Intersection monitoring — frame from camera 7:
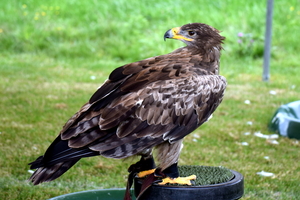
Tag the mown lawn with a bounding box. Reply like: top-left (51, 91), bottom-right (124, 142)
top-left (1, 0), bottom-right (300, 199)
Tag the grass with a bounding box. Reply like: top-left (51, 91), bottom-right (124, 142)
top-left (1, 0), bottom-right (300, 199)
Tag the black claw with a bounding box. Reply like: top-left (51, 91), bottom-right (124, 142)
top-left (154, 168), bottom-right (165, 178)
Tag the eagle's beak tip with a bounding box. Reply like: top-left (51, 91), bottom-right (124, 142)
top-left (164, 29), bottom-right (172, 41)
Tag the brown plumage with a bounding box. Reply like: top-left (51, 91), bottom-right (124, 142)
top-left (28, 23), bottom-right (226, 185)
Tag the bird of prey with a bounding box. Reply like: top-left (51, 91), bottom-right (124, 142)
top-left (28, 23), bottom-right (226, 190)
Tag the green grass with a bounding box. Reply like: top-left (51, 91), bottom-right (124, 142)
top-left (1, 0), bottom-right (300, 199)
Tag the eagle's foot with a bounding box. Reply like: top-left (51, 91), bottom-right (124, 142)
top-left (137, 169), bottom-right (156, 178)
top-left (158, 175), bottom-right (196, 185)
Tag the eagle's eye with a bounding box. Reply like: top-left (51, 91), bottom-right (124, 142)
top-left (188, 31), bottom-right (195, 36)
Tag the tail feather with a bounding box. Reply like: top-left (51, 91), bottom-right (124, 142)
top-left (29, 158), bottom-right (80, 185)
top-left (28, 135), bottom-right (99, 185)
top-left (29, 156), bottom-right (44, 169)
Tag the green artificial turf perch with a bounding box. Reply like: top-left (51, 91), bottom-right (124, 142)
top-left (178, 165), bottom-right (234, 186)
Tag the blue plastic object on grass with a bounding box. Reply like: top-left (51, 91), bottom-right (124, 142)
top-left (269, 100), bottom-right (300, 140)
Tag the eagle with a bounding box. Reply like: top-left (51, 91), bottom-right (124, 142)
top-left (28, 23), bottom-right (226, 191)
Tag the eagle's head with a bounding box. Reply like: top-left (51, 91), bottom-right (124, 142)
top-left (164, 23), bottom-right (225, 50)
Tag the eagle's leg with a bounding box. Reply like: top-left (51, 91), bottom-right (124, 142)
top-left (155, 140), bottom-right (197, 185)
top-left (135, 154), bottom-right (156, 178)
top-left (125, 152), bottom-right (156, 200)
top-left (128, 150), bottom-right (156, 178)
top-left (156, 163), bottom-right (196, 185)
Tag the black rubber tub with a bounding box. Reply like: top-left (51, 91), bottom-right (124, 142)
top-left (49, 166), bottom-right (243, 200)
top-left (134, 169), bottom-right (244, 200)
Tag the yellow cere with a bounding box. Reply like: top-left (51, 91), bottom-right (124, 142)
top-left (171, 27), bottom-right (193, 41)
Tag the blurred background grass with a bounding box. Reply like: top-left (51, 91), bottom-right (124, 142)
top-left (0, 0), bottom-right (300, 199)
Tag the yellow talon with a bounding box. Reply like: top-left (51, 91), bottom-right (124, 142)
top-left (137, 169), bottom-right (156, 178)
top-left (158, 175), bottom-right (197, 185)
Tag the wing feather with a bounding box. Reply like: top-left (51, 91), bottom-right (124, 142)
top-left (55, 65), bottom-right (225, 160)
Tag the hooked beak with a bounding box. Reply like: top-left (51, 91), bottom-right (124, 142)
top-left (164, 27), bottom-right (193, 42)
